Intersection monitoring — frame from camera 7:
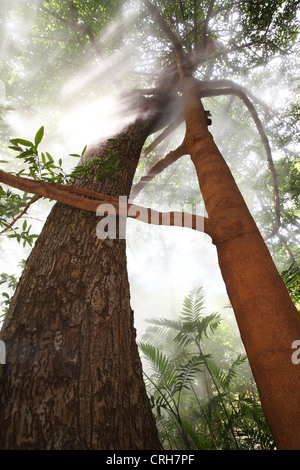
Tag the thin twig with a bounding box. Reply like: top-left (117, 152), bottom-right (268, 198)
top-left (0, 196), bottom-right (41, 234)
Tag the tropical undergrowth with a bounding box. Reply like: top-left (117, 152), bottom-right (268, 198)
top-left (139, 286), bottom-right (276, 450)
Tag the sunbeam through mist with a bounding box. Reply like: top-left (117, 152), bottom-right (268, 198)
top-left (0, 0), bottom-right (299, 451)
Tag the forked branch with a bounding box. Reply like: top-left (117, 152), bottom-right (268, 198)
top-left (143, 0), bottom-right (186, 76)
top-left (198, 84), bottom-right (281, 235)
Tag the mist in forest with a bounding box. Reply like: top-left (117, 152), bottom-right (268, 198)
top-left (0, 0), bottom-right (281, 340)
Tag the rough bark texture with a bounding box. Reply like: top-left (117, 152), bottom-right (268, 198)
top-left (183, 78), bottom-right (300, 450)
top-left (0, 99), bottom-right (165, 449)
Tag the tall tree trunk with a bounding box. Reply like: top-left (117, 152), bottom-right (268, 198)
top-left (183, 78), bottom-right (300, 450)
top-left (0, 98), bottom-right (164, 449)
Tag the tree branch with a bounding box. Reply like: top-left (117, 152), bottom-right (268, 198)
top-left (69, 0), bottom-right (102, 55)
top-left (193, 0), bottom-right (198, 52)
top-left (197, 79), bottom-right (276, 117)
top-left (40, 5), bottom-right (85, 32)
top-left (198, 84), bottom-right (281, 232)
top-left (202, 0), bottom-right (215, 51)
top-left (0, 170), bottom-right (215, 237)
top-left (179, 0), bottom-right (185, 19)
top-left (130, 143), bottom-right (186, 201)
top-left (40, 4), bottom-right (101, 55)
top-left (143, 0), bottom-right (186, 76)
top-left (0, 196), bottom-right (41, 235)
top-left (141, 112), bottom-right (184, 160)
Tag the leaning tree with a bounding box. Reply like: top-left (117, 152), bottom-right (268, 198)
top-left (0, 0), bottom-right (300, 450)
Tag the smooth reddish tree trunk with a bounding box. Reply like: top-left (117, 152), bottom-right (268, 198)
top-left (183, 78), bottom-right (300, 450)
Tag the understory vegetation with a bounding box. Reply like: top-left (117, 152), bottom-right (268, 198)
top-left (140, 286), bottom-right (279, 450)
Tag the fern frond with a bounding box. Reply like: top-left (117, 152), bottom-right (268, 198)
top-left (205, 358), bottom-right (227, 389)
top-left (222, 355), bottom-right (248, 389)
top-left (194, 313), bottom-right (222, 340)
top-left (174, 356), bottom-right (205, 395)
top-left (181, 286), bottom-right (206, 324)
top-left (146, 317), bottom-right (183, 332)
top-left (173, 329), bottom-right (195, 349)
top-left (139, 342), bottom-right (177, 386)
top-left (141, 325), bottom-right (170, 349)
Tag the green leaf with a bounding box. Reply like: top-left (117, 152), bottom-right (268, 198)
top-left (10, 138), bottom-right (33, 147)
top-left (34, 126), bottom-right (44, 147)
top-left (139, 342), bottom-right (177, 386)
top-left (46, 152), bottom-right (54, 163)
top-left (8, 145), bottom-right (22, 152)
